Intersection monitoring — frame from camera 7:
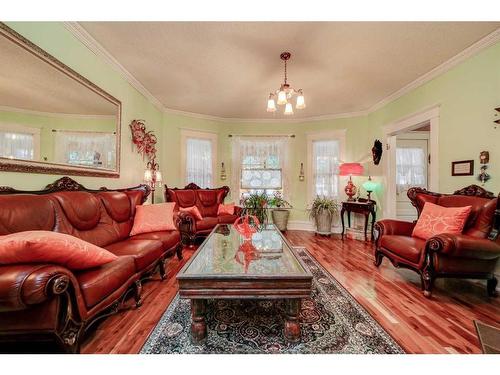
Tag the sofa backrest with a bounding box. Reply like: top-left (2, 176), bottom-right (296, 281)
top-left (408, 185), bottom-right (499, 239)
top-left (0, 177), bottom-right (149, 247)
top-left (165, 184), bottom-right (229, 218)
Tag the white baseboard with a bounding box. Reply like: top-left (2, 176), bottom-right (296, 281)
top-left (287, 220), bottom-right (342, 234)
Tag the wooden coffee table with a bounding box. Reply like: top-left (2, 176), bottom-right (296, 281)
top-left (177, 224), bottom-right (313, 343)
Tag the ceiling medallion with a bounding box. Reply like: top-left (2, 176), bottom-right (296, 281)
top-left (266, 51), bottom-right (305, 116)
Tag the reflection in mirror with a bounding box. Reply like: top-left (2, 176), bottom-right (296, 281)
top-left (0, 23), bottom-right (120, 176)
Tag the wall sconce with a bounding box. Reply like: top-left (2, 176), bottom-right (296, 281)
top-left (220, 162), bottom-right (227, 181)
top-left (144, 159), bottom-right (162, 204)
top-left (299, 162), bottom-right (305, 181)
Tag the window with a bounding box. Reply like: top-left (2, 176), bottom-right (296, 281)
top-left (0, 124), bottom-right (40, 161)
top-left (307, 130), bottom-right (345, 201)
top-left (54, 131), bottom-right (116, 169)
top-left (396, 147), bottom-right (426, 193)
top-left (181, 130), bottom-right (217, 188)
top-left (312, 140), bottom-right (340, 198)
top-left (231, 137), bottom-right (289, 201)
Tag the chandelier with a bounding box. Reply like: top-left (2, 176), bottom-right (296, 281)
top-left (266, 51), bottom-right (305, 115)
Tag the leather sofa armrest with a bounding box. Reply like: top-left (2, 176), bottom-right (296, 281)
top-left (234, 206), bottom-right (243, 216)
top-left (177, 211), bottom-right (197, 233)
top-left (0, 264), bottom-right (76, 312)
top-left (374, 219), bottom-right (416, 238)
top-left (427, 233), bottom-right (500, 260)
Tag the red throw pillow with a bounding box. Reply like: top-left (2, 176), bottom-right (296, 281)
top-left (412, 202), bottom-right (472, 240)
top-left (179, 206), bottom-right (203, 221)
top-left (0, 231), bottom-right (117, 270)
top-left (217, 203), bottom-right (235, 216)
top-left (130, 202), bottom-right (177, 236)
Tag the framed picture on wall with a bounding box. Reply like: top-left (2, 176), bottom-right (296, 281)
top-left (451, 160), bottom-right (474, 176)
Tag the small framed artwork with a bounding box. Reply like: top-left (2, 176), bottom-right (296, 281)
top-left (451, 160), bottom-right (474, 176)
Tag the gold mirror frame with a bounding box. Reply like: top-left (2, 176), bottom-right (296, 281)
top-left (0, 22), bottom-right (121, 178)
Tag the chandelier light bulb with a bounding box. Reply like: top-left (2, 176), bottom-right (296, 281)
top-left (277, 90), bottom-right (287, 105)
top-left (284, 102), bottom-right (294, 115)
top-left (267, 97), bottom-right (276, 112)
top-left (296, 93), bottom-right (306, 109)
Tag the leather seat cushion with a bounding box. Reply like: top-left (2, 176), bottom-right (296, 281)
top-left (130, 231), bottom-right (180, 250)
top-left (196, 217), bottom-right (219, 231)
top-left (218, 214), bottom-right (239, 224)
top-left (105, 239), bottom-right (164, 272)
top-left (75, 256), bottom-right (135, 308)
top-left (380, 235), bottom-right (425, 264)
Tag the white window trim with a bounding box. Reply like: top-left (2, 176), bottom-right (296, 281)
top-left (180, 129), bottom-right (218, 187)
top-left (306, 129), bottom-right (346, 204)
top-left (0, 122), bottom-right (41, 161)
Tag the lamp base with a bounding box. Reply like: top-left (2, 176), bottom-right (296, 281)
top-left (344, 178), bottom-right (357, 201)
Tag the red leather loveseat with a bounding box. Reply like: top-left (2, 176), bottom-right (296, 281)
top-left (0, 177), bottom-right (181, 353)
top-left (165, 183), bottom-right (242, 244)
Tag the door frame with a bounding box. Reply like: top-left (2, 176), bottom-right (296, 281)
top-left (382, 105), bottom-right (440, 219)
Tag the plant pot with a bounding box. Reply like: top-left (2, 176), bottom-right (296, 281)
top-left (315, 211), bottom-right (333, 235)
top-left (271, 209), bottom-right (290, 232)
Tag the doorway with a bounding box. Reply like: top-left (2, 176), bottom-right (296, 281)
top-left (383, 105), bottom-right (439, 219)
top-left (395, 129), bottom-right (429, 221)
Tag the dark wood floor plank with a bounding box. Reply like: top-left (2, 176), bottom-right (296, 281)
top-left (80, 231), bottom-right (500, 354)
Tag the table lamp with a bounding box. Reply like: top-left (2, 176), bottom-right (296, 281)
top-left (362, 176), bottom-right (378, 201)
top-left (144, 159), bottom-right (162, 204)
top-left (339, 162), bottom-right (364, 201)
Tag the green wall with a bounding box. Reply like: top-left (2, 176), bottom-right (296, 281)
top-left (367, 40), bottom-right (500, 195)
top-left (0, 109), bottom-right (115, 163)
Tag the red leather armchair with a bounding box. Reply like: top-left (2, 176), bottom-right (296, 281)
top-left (0, 177), bottom-right (181, 353)
top-left (374, 185), bottom-right (500, 298)
top-left (165, 183), bottom-right (242, 245)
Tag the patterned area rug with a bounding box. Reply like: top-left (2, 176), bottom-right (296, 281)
top-left (141, 247), bottom-right (404, 354)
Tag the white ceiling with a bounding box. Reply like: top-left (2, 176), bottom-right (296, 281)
top-left (0, 31), bottom-right (117, 116)
top-left (78, 22), bottom-right (500, 120)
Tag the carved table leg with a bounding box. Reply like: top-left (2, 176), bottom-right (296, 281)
top-left (340, 207), bottom-right (346, 239)
top-left (284, 298), bottom-right (301, 343)
top-left (191, 299), bottom-right (207, 343)
top-left (364, 212), bottom-right (369, 242)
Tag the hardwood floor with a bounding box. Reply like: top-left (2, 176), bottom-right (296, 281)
top-left (81, 231), bottom-right (500, 354)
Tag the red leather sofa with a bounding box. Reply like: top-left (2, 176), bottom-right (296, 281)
top-left (374, 185), bottom-right (500, 298)
top-left (0, 177), bottom-right (181, 353)
top-left (164, 183), bottom-right (242, 244)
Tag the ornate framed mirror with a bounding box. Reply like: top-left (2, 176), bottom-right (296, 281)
top-left (0, 23), bottom-right (121, 178)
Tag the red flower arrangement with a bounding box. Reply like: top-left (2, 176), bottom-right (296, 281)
top-left (233, 214), bottom-right (260, 240)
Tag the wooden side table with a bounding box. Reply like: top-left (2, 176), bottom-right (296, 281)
top-left (340, 200), bottom-right (377, 241)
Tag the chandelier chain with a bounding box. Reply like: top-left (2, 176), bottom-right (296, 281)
top-left (284, 59), bottom-right (287, 84)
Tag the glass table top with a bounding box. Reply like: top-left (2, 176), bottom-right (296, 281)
top-left (182, 224), bottom-right (307, 276)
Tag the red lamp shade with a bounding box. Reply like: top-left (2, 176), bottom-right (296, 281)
top-left (339, 163), bottom-right (364, 176)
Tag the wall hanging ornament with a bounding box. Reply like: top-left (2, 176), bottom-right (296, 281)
top-left (494, 107), bottom-right (499, 130)
top-left (129, 119), bottom-right (158, 161)
top-left (477, 151), bottom-right (491, 185)
top-left (372, 140), bottom-right (383, 165)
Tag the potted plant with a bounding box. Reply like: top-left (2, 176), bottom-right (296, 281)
top-left (309, 196), bottom-right (339, 236)
top-left (241, 192), bottom-right (269, 225)
top-left (268, 192), bottom-right (292, 232)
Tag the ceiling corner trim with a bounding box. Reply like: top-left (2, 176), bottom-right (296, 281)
top-left (63, 22), bottom-right (167, 114)
top-left (63, 23), bottom-right (500, 123)
top-left (369, 27), bottom-right (500, 113)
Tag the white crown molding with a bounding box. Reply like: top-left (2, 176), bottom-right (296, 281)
top-left (64, 23), bottom-right (500, 124)
top-left (63, 22), bottom-right (167, 114)
top-left (0, 105), bottom-right (115, 120)
top-left (368, 27), bottom-right (500, 113)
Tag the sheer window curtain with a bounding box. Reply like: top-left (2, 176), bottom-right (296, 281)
top-left (231, 136), bottom-right (290, 201)
top-left (312, 140), bottom-right (340, 199)
top-left (0, 131), bottom-right (35, 160)
top-left (54, 131), bottom-right (116, 169)
top-left (396, 147), bottom-right (426, 194)
top-left (186, 137), bottom-right (213, 188)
